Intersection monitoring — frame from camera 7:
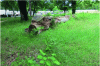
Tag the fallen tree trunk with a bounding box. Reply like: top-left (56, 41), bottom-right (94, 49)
top-left (25, 15), bottom-right (70, 34)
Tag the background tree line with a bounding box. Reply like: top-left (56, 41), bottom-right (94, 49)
top-left (1, 0), bottom-right (99, 21)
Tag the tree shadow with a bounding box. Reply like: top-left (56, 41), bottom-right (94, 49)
top-left (1, 17), bottom-right (32, 26)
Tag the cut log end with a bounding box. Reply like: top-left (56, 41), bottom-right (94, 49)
top-left (29, 25), bottom-right (37, 33)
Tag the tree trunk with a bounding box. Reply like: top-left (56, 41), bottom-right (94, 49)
top-left (20, 12), bottom-right (24, 20)
top-left (64, 1), bottom-right (65, 15)
top-left (33, 1), bottom-right (37, 17)
top-left (5, 9), bottom-right (6, 15)
top-left (18, 1), bottom-right (28, 21)
top-left (33, 7), bottom-right (35, 17)
top-left (29, 1), bottom-right (31, 16)
top-left (13, 8), bottom-right (16, 18)
top-left (72, 1), bottom-right (76, 14)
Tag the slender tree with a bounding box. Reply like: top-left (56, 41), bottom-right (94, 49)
top-left (8, 1), bottom-right (17, 16)
top-left (64, 1), bottom-right (66, 14)
top-left (31, 1), bottom-right (45, 16)
top-left (29, 1), bottom-right (31, 16)
top-left (1, 1), bottom-right (9, 15)
top-left (32, 1), bottom-right (37, 16)
top-left (56, 0), bottom-right (69, 14)
top-left (1, 1), bottom-right (19, 16)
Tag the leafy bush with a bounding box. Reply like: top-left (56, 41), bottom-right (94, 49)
top-left (53, 6), bottom-right (61, 14)
top-left (53, 6), bottom-right (59, 11)
top-left (11, 44), bottom-right (60, 66)
top-left (37, 50), bottom-right (60, 66)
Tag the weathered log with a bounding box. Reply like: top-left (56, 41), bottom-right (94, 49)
top-left (25, 15), bottom-right (70, 34)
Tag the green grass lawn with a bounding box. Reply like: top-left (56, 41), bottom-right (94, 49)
top-left (1, 17), bottom-right (17, 21)
top-left (1, 12), bottom-right (99, 66)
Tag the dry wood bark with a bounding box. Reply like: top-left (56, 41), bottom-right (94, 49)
top-left (25, 15), bottom-right (70, 34)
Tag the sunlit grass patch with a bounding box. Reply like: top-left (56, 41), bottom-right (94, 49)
top-left (1, 13), bottom-right (99, 66)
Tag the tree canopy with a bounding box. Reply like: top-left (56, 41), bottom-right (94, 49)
top-left (1, 1), bottom-right (19, 11)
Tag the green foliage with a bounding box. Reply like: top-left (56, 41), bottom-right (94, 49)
top-left (37, 55), bottom-right (43, 59)
top-left (53, 6), bottom-right (60, 14)
top-left (76, 1), bottom-right (99, 10)
top-left (53, 6), bottom-right (59, 11)
top-left (46, 12), bottom-right (51, 16)
top-left (44, 1), bottom-right (55, 11)
top-left (31, 1), bottom-right (47, 14)
top-left (50, 18), bottom-right (56, 28)
top-left (11, 49), bottom-right (60, 66)
top-left (1, 1), bottom-right (19, 11)
top-left (29, 28), bottom-right (38, 36)
top-left (1, 1), bottom-right (9, 10)
top-left (42, 7), bottom-right (46, 11)
top-left (56, 1), bottom-right (69, 12)
top-left (29, 26), bottom-right (44, 36)
top-left (11, 56), bottom-right (39, 66)
top-left (26, 1), bottom-right (29, 11)
top-left (48, 3), bottom-right (55, 11)
top-left (37, 50), bottom-right (60, 66)
top-left (39, 50), bottom-right (46, 56)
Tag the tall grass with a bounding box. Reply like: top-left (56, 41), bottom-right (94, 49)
top-left (1, 13), bottom-right (99, 66)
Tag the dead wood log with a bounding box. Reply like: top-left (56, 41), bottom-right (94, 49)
top-left (25, 15), bottom-right (70, 34)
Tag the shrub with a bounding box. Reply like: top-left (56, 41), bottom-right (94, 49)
top-left (37, 50), bottom-right (60, 66)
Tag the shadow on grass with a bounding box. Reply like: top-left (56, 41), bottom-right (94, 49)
top-left (1, 17), bottom-right (32, 26)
